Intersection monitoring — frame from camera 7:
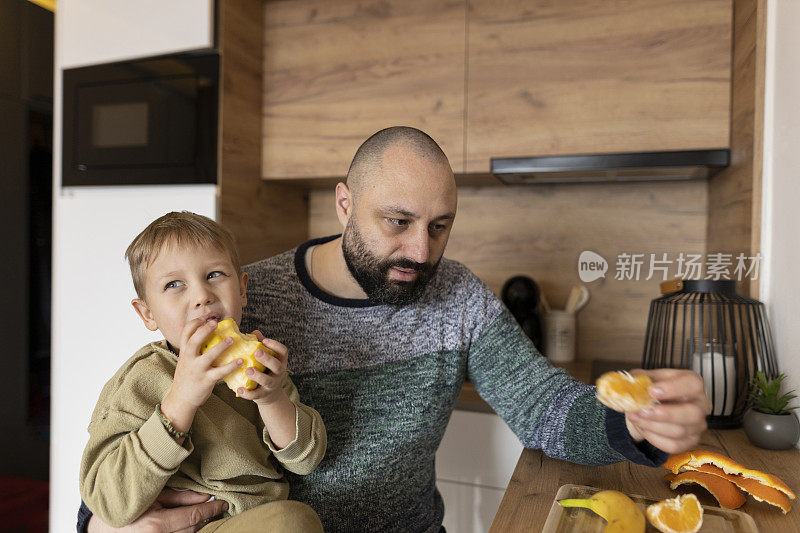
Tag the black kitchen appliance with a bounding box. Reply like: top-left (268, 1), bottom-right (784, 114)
top-left (502, 275), bottom-right (545, 353)
top-left (62, 50), bottom-right (219, 186)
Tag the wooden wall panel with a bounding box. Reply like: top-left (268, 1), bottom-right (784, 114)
top-left (706, 0), bottom-right (766, 298)
top-left (262, 0), bottom-right (466, 179)
top-left (309, 181), bottom-right (708, 363)
top-left (465, 0), bottom-right (733, 173)
top-left (218, 0), bottom-right (308, 264)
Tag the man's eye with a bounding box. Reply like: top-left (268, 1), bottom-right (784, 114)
top-left (388, 218), bottom-right (408, 227)
top-left (165, 280), bottom-right (184, 290)
top-left (207, 271), bottom-right (225, 280)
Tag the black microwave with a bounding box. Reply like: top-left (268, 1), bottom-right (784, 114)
top-left (62, 51), bottom-right (219, 186)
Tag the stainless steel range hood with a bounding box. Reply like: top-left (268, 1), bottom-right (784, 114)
top-left (491, 149), bottom-right (729, 184)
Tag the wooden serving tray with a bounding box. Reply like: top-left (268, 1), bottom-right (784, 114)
top-left (542, 484), bottom-right (758, 532)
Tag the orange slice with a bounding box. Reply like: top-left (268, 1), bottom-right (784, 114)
top-left (664, 449), bottom-right (796, 500)
top-left (664, 471), bottom-right (746, 509)
top-left (596, 371), bottom-right (656, 412)
top-left (678, 464), bottom-right (792, 514)
top-left (646, 494), bottom-right (704, 533)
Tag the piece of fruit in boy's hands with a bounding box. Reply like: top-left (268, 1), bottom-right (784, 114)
top-left (200, 318), bottom-right (272, 396)
top-left (596, 370), bottom-right (657, 413)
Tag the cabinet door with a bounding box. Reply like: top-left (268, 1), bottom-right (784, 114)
top-left (465, 0), bottom-right (732, 173)
top-left (263, 0), bottom-right (467, 179)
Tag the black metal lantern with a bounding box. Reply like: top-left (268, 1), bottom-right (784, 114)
top-left (641, 280), bottom-right (778, 429)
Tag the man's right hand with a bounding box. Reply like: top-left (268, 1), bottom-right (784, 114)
top-left (86, 489), bottom-right (228, 533)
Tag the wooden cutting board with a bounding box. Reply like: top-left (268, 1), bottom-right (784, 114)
top-left (542, 484), bottom-right (758, 532)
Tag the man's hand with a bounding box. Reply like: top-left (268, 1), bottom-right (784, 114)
top-left (624, 368), bottom-right (712, 454)
top-left (86, 489), bottom-right (228, 533)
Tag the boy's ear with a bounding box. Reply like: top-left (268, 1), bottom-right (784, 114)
top-left (239, 272), bottom-right (249, 308)
top-left (131, 299), bottom-right (159, 331)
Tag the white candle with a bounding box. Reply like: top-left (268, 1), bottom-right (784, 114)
top-left (691, 350), bottom-right (736, 416)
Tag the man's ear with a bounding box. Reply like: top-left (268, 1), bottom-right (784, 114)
top-left (131, 299), bottom-right (159, 332)
top-left (335, 182), bottom-right (353, 229)
top-left (239, 271), bottom-right (249, 308)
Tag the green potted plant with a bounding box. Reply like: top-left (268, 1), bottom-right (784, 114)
top-left (743, 371), bottom-right (800, 450)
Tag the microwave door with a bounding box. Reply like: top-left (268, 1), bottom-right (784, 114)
top-left (62, 51), bottom-right (218, 186)
top-left (74, 78), bottom-right (197, 169)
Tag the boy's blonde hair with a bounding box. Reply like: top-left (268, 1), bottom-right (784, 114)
top-left (125, 211), bottom-right (241, 299)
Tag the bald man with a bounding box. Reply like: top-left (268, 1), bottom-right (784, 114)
top-left (82, 127), bottom-right (709, 532)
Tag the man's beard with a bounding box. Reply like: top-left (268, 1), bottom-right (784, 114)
top-left (342, 220), bottom-right (440, 306)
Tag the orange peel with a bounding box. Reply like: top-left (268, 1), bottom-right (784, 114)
top-left (664, 449), bottom-right (795, 501)
top-left (646, 493), bottom-right (704, 533)
top-left (677, 464), bottom-right (792, 514)
top-left (596, 370), bottom-right (656, 413)
top-left (664, 471), bottom-right (746, 509)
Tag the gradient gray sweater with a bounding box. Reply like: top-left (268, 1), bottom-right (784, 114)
top-left (238, 236), bottom-right (667, 532)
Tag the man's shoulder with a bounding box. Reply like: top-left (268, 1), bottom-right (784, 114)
top-left (243, 248), bottom-right (296, 275)
top-left (242, 248), bottom-right (298, 289)
top-left (436, 257), bottom-right (490, 291)
top-left (429, 258), bottom-right (499, 308)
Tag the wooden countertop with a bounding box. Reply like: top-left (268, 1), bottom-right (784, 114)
top-left (490, 428), bottom-right (800, 531)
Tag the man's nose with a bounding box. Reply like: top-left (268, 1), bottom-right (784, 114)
top-left (403, 227), bottom-right (430, 265)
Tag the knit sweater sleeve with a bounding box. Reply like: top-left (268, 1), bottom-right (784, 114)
top-left (467, 307), bottom-right (667, 467)
top-left (79, 351), bottom-right (193, 528)
top-left (262, 374), bottom-right (327, 475)
top-left (79, 406), bottom-right (193, 528)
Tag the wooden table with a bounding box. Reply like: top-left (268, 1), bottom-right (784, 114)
top-left (490, 429), bottom-right (800, 531)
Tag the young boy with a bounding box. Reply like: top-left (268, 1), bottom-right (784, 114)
top-left (79, 212), bottom-right (326, 531)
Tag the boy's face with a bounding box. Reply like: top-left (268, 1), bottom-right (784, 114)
top-left (131, 241), bottom-right (248, 352)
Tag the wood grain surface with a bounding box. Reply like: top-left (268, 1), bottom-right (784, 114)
top-left (706, 0), bottom-right (767, 298)
top-left (465, 0), bottom-right (733, 173)
top-left (491, 428), bottom-right (800, 531)
top-left (309, 180), bottom-right (708, 362)
top-left (218, 0), bottom-right (308, 263)
top-left (262, 0), bottom-right (466, 178)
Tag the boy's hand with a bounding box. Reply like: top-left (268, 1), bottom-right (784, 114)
top-left (170, 318), bottom-right (243, 409)
top-left (236, 333), bottom-right (289, 406)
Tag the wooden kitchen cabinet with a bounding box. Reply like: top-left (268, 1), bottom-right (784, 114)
top-left (262, 0), bottom-right (732, 180)
top-left (262, 0), bottom-right (466, 179)
top-left (464, 0), bottom-right (733, 173)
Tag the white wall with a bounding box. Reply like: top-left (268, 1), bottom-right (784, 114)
top-left (760, 0), bottom-right (800, 447)
top-left (50, 1), bottom-right (215, 530)
top-left (59, 0), bottom-right (213, 69)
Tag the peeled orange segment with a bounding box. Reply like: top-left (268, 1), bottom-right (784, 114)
top-left (596, 371), bottom-right (656, 413)
top-left (664, 471), bottom-right (746, 509)
top-left (646, 494), bottom-right (704, 533)
top-left (664, 449), bottom-right (796, 500)
top-left (199, 318), bottom-right (271, 396)
top-left (678, 464), bottom-right (792, 514)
